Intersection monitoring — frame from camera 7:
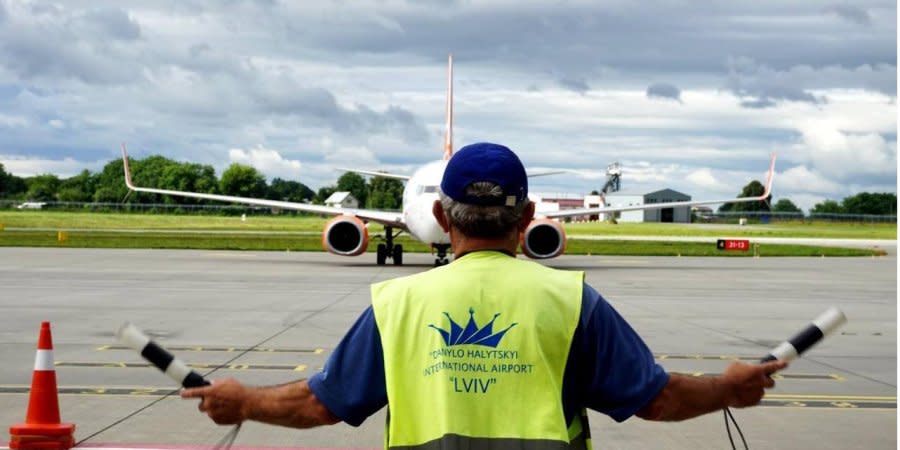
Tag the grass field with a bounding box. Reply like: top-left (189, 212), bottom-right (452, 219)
top-left (0, 230), bottom-right (883, 257)
top-left (566, 221), bottom-right (897, 239)
top-left (1, 211), bottom-right (896, 238)
top-left (0, 211), bottom-right (327, 231)
top-left (0, 210), bottom-right (890, 257)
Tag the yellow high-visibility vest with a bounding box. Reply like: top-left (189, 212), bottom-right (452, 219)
top-left (372, 251), bottom-right (590, 450)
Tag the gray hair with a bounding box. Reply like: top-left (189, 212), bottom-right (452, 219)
top-left (439, 181), bottom-right (528, 238)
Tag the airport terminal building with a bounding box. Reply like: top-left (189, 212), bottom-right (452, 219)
top-left (641, 188), bottom-right (691, 223)
top-left (536, 188), bottom-right (692, 223)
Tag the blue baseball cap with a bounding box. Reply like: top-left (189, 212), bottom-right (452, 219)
top-left (440, 142), bottom-right (528, 207)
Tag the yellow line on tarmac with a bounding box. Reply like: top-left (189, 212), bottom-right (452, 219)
top-left (766, 394), bottom-right (895, 401)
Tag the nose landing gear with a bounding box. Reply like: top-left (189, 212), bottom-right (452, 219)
top-left (376, 227), bottom-right (404, 266)
top-left (432, 244), bottom-right (451, 267)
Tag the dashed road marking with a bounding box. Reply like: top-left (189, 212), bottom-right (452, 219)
top-left (56, 361), bottom-right (315, 372)
top-left (760, 395), bottom-right (895, 410)
top-left (59, 361), bottom-right (845, 381)
top-left (96, 345), bottom-right (325, 353)
top-left (0, 385), bottom-right (891, 409)
top-left (655, 354), bottom-right (757, 361)
top-left (687, 372), bottom-right (844, 381)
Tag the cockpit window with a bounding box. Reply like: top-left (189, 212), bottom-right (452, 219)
top-left (416, 185), bottom-right (439, 195)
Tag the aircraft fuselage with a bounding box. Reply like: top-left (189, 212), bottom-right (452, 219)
top-left (402, 160), bottom-right (450, 246)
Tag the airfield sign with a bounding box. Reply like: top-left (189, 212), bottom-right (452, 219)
top-left (717, 239), bottom-right (750, 251)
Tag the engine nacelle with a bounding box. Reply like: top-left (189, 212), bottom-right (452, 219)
top-left (322, 215), bottom-right (369, 256)
top-left (521, 218), bottom-right (566, 259)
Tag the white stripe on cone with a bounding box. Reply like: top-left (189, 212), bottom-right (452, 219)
top-left (33, 349), bottom-right (55, 370)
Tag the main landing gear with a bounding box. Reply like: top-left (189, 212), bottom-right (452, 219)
top-left (432, 244), bottom-right (451, 267)
top-left (376, 226), bottom-right (403, 266)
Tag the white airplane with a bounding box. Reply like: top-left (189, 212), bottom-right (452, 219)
top-left (122, 55), bottom-right (776, 266)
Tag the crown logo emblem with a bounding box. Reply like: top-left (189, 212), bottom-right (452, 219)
top-left (428, 307), bottom-right (517, 348)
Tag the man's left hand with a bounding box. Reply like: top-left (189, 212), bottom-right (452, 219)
top-left (181, 378), bottom-right (250, 425)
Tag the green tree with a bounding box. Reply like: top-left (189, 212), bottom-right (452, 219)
top-left (58, 169), bottom-right (98, 202)
top-left (0, 163), bottom-right (9, 196)
top-left (841, 192), bottom-right (897, 215)
top-left (160, 163), bottom-right (218, 204)
top-left (220, 163), bottom-right (267, 197)
top-left (25, 174), bottom-right (61, 201)
top-left (772, 198), bottom-right (802, 214)
top-left (92, 159), bottom-right (128, 203)
top-left (718, 180), bottom-right (771, 212)
top-left (314, 185), bottom-right (337, 204)
top-left (0, 163), bottom-right (27, 198)
top-left (267, 178), bottom-right (314, 203)
top-left (811, 200), bottom-right (844, 214)
top-left (130, 155), bottom-right (182, 204)
top-left (336, 172), bottom-right (367, 207)
top-left (367, 176), bottom-right (404, 209)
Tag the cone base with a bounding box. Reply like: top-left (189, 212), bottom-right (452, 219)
top-left (9, 422), bottom-right (75, 436)
top-left (9, 423), bottom-right (75, 450)
top-left (9, 422), bottom-right (75, 450)
top-left (8, 436), bottom-right (74, 450)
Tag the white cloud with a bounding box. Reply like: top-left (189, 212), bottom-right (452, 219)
top-left (0, 155), bottom-right (101, 177)
top-left (0, 1), bottom-right (891, 210)
top-left (778, 165), bottom-right (843, 194)
top-left (322, 145), bottom-right (380, 167)
top-left (791, 124), bottom-right (896, 179)
top-left (686, 168), bottom-right (728, 191)
top-left (227, 146), bottom-right (302, 181)
top-left (0, 114), bottom-right (28, 128)
top-left (785, 192), bottom-right (849, 213)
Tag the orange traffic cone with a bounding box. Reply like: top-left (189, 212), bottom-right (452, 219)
top-left (8, 322), bottom-right (75, 450)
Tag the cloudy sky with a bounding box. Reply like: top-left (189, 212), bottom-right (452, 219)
top-left (0, 0), bottom-right (895, 211)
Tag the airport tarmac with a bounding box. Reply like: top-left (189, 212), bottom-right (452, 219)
top-left (0, 247), bottom-right (895, 450)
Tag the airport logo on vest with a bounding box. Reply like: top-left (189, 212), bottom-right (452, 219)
top-left (428, 307), bottom-right (517, 348)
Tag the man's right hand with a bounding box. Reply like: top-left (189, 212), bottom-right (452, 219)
top-left (638, 359), bottom-right (789, 421)
top-left (721, 360), bottom-right (789, 408)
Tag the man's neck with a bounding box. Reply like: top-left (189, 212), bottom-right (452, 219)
top-left (449, 229), bottom-right (518, 258)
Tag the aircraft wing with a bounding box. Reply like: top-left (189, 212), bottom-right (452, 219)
top-left (542, 154), bottom-right (777, 220)
top-left (343, 168), bottom-right (566, 180)
top-left (337, 168), bottom-right (411, 181)
top-left (121, 145), bottom-right (406, 228)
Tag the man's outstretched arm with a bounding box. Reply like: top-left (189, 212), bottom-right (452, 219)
top-left (181, 378), bottom-right (340, 428)
top-left (637, 360), bottom-right (787, 422)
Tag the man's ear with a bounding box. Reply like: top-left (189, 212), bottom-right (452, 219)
top-left (433, 200), bottom-right (451, 233)
top-left (518, 201), bottom-right (536, 232)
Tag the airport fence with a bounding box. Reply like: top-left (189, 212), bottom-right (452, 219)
top-left (0, 200), bottom-right (892, 223)
top-left (696, 211), bottom-right (897, 224)
top-left (0, 200), bottom-right (314, 216)
top-left (0, 200), bottom-right (403, 216)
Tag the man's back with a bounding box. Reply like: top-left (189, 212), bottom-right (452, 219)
top-left (371, 251), bottom-right (587, 448)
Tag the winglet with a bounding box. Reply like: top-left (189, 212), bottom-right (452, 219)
top-left (759, 153), bottom-right (776, 199)
top-left (121, 143), bottom-right (136, 189)
top-left (442, 53), bottom-right (454, 161)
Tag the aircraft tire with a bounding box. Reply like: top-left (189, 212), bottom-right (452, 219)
top-left (376, 243), bottom-right (387, 265)
top-left (392, 245), bottom-right (403, 266)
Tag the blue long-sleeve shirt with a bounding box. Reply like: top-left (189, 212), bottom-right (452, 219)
top-left (309, 283), bottom-right (668, 427)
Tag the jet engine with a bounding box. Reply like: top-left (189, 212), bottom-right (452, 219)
top-left (521, 218), bottom-right (566, 259)
top-left (322, 215), bottom-right (369, 256)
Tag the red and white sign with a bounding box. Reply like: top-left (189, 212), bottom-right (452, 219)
top-left (717, 239), bottom-right (750, 251)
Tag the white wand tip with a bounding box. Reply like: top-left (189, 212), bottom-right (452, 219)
top-left (116, 321), bottom-right (150, 351)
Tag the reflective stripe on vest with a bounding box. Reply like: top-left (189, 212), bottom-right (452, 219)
top-left (372, 251), bottom-right (588, 450)
top-left (386, 432), bottom-right (589, 450)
